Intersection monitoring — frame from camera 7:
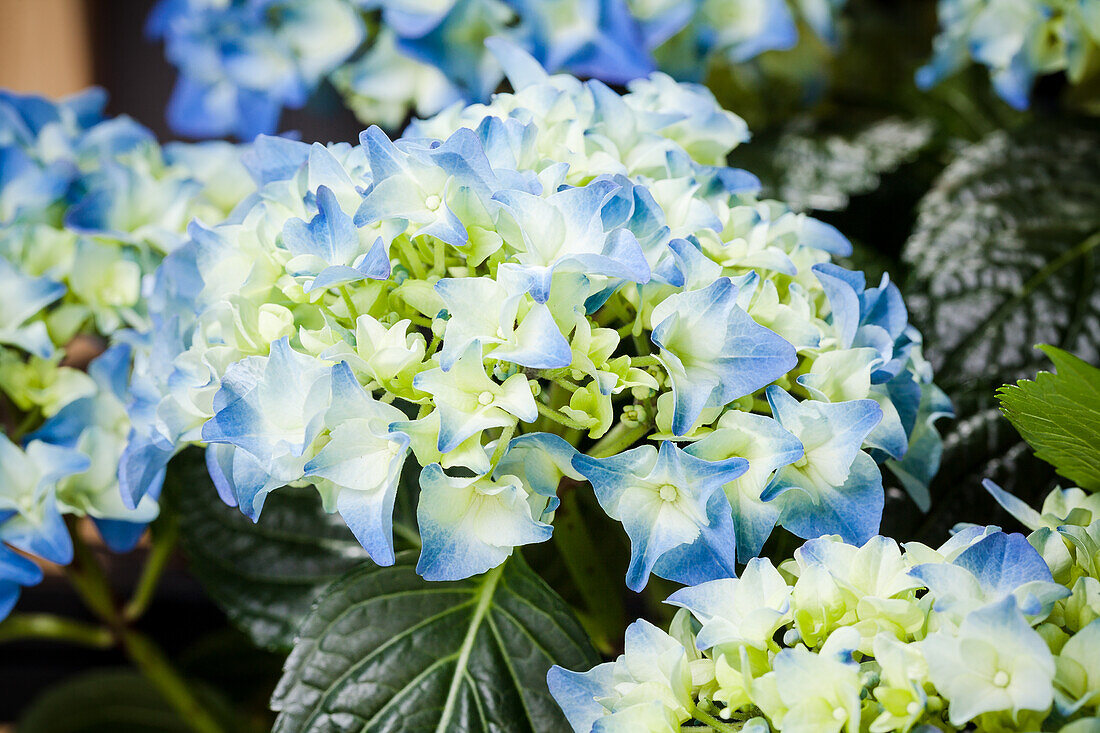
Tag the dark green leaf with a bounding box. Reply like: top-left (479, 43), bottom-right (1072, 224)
top-left (271, 551), bottom-right (600, 732)
top-left (998, 345), bottom-right (1100, 490)
top-left (165, 448), bottom-right (371, 652)
top-left (18, 669), bottom-right (234, 733)
top-left (900, 126), bottom-right (1100, 521)
top-left (730, 116), bottom-right (934, 212)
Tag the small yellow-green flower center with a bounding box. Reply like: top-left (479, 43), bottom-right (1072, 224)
top-left (993, 671), bottom-right (1009, 687)
top-left (658, 484), bottom-right (679, 502)
top-left (424, 194), bottom-right (441, 210)
top-left (793, 455), bottom-right (809, 469)
top-left (832, 707), bottom-right (847, 722)
top-left (477, 391), bottom-right (494, 406)
top-left (906, 702), bottom-right (921, 716)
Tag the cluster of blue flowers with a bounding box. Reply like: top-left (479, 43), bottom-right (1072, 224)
top-left (148, 0), bottom-right (849, 138)
top-left (122, 42), bottom-right (946, 590)
top-left (919, 0), bottom-right (1100, 109)
top-left (0, 89), bottom-right (252, 618)
top-left (550, 482), bottom-right (1100, 732)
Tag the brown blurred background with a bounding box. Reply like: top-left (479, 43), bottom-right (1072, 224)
top-left (0, 0), bottom-right (361, 142)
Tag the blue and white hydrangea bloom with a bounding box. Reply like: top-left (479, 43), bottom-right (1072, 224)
top-left (918, 0), bottom-right (1100, 109)
top-left (550, 482), bottom-right (1100, 732)
top-left (148, 0), bottom-right (849, 138)
top-left (124, 42), bottom-right (945, 589)
top-left (0, 88), bottom-right (253, 619)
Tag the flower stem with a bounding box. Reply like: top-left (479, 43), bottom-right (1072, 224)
top-left (588, 421), bottom-right (650, 458)
top-left (339, 286), bottom-right (360, 322)
top-left (396, 237), bottom-right (428, 280)
top-left (489, 424), bottom-right (516, 470)
top-left (0, 613), bottom-right (113, 648)
top-left (121, 628), bottom-right (225, 733)
top-left (535, 400), bottom-right (588, 431)
top-left (124, 515), bottom-right (180, 622)
top-left (690, 703), bottom-right (740, 733)
top-left (67, 521), bottom-right (225, 733)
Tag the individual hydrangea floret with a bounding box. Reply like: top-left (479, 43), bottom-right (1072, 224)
top-left (123, 42), bottom-right (945, 589)
top-left (550, 483), bottom-right (1100, 732)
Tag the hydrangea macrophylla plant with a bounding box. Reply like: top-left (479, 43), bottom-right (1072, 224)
top-left (123, 42), bottom-right (946, 590)
top-left (918, 0), bottom-right (1100, 109)
top-left (549, 481), bottom-right (1100, 732)
top-left (0, 88), bottom-right (253, 619)
top-left (148, 0), bottom-right (849, 138)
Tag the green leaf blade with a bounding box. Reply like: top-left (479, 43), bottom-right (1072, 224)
top-left (998, 346), bottom-right (1100, 490)
top-left (271, 553), bottom-right (599, 733)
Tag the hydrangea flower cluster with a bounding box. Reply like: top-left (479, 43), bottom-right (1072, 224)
top-left (918, 0), bottom-right (1100, 109)
top-left (122, 42), bottom-right (944, 589)
top-left (148, 0), bottom-right (849, 138)
top-left (0, 88), bottom-right (252, 619)
top-left (550, 482), bottom-right (1100, 732)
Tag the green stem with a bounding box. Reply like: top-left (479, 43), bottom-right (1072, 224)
top-left (396, 238), bottom-right (428, 280)
top-left (426, 332), bottom-right (442, 358)
top-left (489, 424), bottom-right (516, 471)
top-left (67, 523), bottom-right (225, 733)
top-left (433, 236), bottom-right (446, 276)
top-left (690, 703), bottom-right (740, 733)
top-left (124, 516), bottom-right (180, 622)
top-left (339, 286), bottom-right (360, 322)
top-left (588, 421), bottom-right (651, 458)
top-left (550, 376), bottom-right (584, 393)
top-left (121, 629), bottom-right (224, 733)
top-left (0, 613), bottom-right (113, 647)
top-left (66, 525), bottom-right (119, 623)
top-left (535, 400), bottom-right (588, 431)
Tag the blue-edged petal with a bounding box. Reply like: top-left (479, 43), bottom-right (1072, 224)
top-left (652, 277), bottom-right (797, 435)
top-left (415, 464), bottom-right (552, 581)
top-left (546, 662), bottom-right (615, 733)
